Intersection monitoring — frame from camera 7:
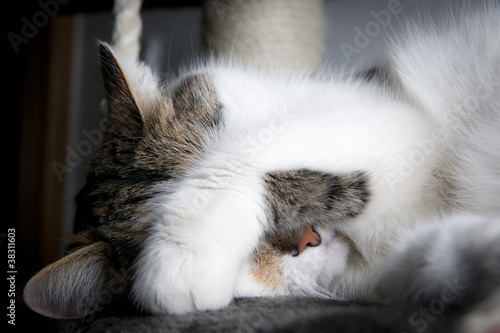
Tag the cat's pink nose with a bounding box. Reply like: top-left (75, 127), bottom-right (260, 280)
top-left (297, 225), bottom-right (321, 255)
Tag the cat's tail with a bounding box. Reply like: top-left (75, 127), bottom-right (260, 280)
top-left (374, 214), bottom-right (500, 333)
top-left (391, 5), bottom-right (500, 130)
top-left (391, 5), bottom-right (500, 215)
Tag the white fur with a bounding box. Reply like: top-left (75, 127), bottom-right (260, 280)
top-left (129, 5), bottom-right (499, 321)
top-left (131, 163), bottom-right (267, 314)
top-left (196, 61), bottom-right (442, 301)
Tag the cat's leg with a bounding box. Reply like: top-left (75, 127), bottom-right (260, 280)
top-left (131, 169), bottom-right (267, 314)
top-left (376, 215), bottom-right (500, 331)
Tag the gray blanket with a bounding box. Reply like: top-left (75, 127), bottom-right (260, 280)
top-left (55, 297), bottom-right (463, 333)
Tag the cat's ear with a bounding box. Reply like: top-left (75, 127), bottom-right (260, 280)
top-left (23, 242), bottom-right (126, 319)
top-left (99, 42), bottom-right (163, 138)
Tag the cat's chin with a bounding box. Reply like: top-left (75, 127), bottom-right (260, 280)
top-left (285, 227), bottom-right (350, 295)
top-left (317, 231), bottom-right (350, 288)
top-left (234, 227), bottom-right (349, 298)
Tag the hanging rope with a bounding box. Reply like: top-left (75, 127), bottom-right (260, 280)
top-left (112, 0), bottom-right (143, 60)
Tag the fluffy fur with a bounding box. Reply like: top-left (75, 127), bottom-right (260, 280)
top-left (23, 4), bottom-right (499, 332)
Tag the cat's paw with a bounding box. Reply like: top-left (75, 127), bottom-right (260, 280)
top-left (376, 215), bottom-right (500, 307)
top-left (131, 224), bottom-right (250, 314)
top-left (130, 172), bottom-right (266, 314)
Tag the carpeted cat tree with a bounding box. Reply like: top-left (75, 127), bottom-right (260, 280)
top-left (201, 0), bottom-right (325, 76)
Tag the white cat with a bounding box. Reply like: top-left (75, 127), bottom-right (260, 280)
top-left (132, 3), bottom-right (500, 312)
top-left (23, 3), bottom-right (499, 331)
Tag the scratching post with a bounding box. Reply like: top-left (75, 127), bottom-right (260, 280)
top-left (202, 0), bottom-right (325, 76)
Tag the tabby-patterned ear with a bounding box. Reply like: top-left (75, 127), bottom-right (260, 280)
top-left (99, 42), bottom-right (144, 139)
top-left (23, 242), bottom-right (126, 319)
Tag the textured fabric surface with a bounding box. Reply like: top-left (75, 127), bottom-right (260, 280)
top-left (54, 297), bottom-right (464, 333)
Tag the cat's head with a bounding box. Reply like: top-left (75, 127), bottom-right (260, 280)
top-left (23, 43), bottom-right (437, 318)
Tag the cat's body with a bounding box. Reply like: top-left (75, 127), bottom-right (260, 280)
top-left (24, 3), bottom-right (499, 330)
